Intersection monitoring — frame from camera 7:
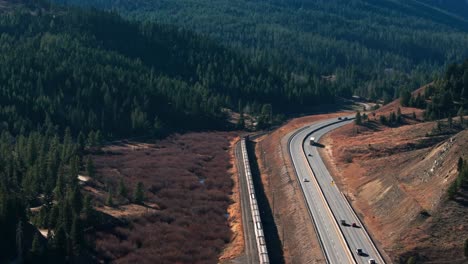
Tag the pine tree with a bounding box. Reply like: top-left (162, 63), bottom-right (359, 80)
top-left (459, 107), bottom-right (465, 126)
top-left (407, 256), bottom-right (416, 264)
top-left (118, 178), bottom-right (128, 198)
top-left (134, 182), bottom-right (145, 204)
top-left (464, 238), bottom-right (468, 257)
top-left (379, 115), bottom-right (387, 124)
top-left (86, 157), bottom-right (95, 179)
top-left (70, 216), bottom-right (84, 256)
top-left (77, 131), bottom-right (86, 153)
top-left (48, 205), bottom-right (59, 230)
top-left (397, 107), bottom-right (402, 123)
top-left (237, 112), bottom-right (245, 129)
top-left (355, 111), bottom-right (362, 125)
top-left (389, 112), bottom-right (397, 124)
top-left (400, 90), bottom-right (411, 107)
top-left (54, 168), bottom-right (65, 200)
top-left (448, 115), bottom-right (453, 128)
top-left (52, 224), bottom-right (67, 260)
top-left (69, 186), bottom-right (83, 215)
top-left (106, 190), bottom-right (114, 207)
top-left (16, 220), bottom-right (24, 263)
top-left (69, 156), bottom-right (80, 187)
top-left (87, 131), bottom-right (95, 147)
top-left (30, 232), bottom-right (42, 259)
top-left (437, 120), bottom-right (442, 131)
top-left (94, 130), bottom-right (102, 150)
top-left (447, 181), bottom-right (457, 199)
top-left (458, 157), bottom-right (464, 173)
top-left (82, 194), bottom-right (94, 225)
top-left (62, 127), bottom-right (72, 160)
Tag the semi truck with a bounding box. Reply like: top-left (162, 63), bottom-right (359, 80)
top-left (309, 137), bottom-right (315, 145)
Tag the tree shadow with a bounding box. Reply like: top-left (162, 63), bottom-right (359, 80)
top-left (453, 196), bottom-right (468, 207)
top-left (361, 121), bottom-right (382, 131)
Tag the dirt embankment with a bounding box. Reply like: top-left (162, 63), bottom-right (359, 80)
top-left (219, 136), bottom-right (245, 261)
top-left (254, 113), bottom-right (348, 264)
top-left (320, 105), bottom-right (468, 263)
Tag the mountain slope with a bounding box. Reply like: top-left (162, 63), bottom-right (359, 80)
top-left (0, 3), bottom-right (328, 137)
top-left (54, 0), bottom-right (468, 101)
top-left (420, 0), bottom-right (468, 19)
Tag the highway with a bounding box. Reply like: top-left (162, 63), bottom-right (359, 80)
top-left (289, 117), bottom-right (385, 264)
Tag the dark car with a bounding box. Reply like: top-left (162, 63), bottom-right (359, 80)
top-left (352, 223), bottom-right (358, 228)
top-left (368, 259), bottom-right (376, 264)
top-left (340, 220), bottom-right (347, 226)
top-left (356, 248), bottom-right (364, 256)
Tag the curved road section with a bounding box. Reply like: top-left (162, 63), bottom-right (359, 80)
top-left (289, 117), bottom-right (385, 264)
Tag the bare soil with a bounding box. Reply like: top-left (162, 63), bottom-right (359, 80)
top-left (320, 101), bottom-right (468, 263)
top-left (219, 137), bottom-right (245, 261)
top-left (83, 132), bottom-right (242, 263)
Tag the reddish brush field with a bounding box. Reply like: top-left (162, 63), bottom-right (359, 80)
top-left (88, 132), bottom-right (237, 264)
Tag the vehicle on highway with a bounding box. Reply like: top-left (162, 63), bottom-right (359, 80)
top-left (308, 153), bottom-right (312, 157)
top-left (368, 259), bottom-right (376, 264)
top-left (340, 220), bottom-right (347, 226)
top-left (356, 248), bottom-right (364, 256)
top-left (338, 117), bottom-right (342, 120)
top-left (303, 178), bottom-right (310, 182)
top-left (309, 137), bottom-right (315, 145)
top-left (352, 223), bottom-right (358, 228)
top-left (344, 117), bottom-right (348, 120)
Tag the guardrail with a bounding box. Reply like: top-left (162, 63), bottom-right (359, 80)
top-left (240, 138), bottom-right (270, 264)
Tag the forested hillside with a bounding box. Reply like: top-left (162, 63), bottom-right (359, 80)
top-left (54, 0), bottom-right (468, 102)
top-left (421, 0), bottom-right (468, 19)
top-left (424, 60), bottom-right (468, 120)
top-left (1, 2), bottom-right (339, 140)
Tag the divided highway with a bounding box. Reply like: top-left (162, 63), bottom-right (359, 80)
top-left (289, 117), bottom-right (385, 264)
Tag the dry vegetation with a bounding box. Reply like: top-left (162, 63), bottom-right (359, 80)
top-left (320, 96), bottom-right (468, 263)
top-left (82, 132), bottom-right (240, 263)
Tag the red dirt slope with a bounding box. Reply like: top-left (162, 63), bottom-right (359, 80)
top-left (320, 97), bottom-right (468, 263)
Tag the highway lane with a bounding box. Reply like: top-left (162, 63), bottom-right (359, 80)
top-left (289, 117), bottom-right (385, 264)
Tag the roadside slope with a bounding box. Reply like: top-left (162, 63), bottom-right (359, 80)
top-left (320, 106), bottom-right (468, 263)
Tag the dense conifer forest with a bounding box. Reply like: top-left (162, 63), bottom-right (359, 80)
top-left (54, 0), bottom-right (468, 102)
top-left (1, 4), bottom-right (324, 138)
top-left (424, 60), bottom-right (468, 120)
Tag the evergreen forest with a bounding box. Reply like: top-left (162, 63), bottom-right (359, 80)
top-left (54, 0), bottom-right (468, 102)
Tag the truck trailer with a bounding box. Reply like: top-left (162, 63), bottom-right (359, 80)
top-left (309, 137), bottom-right (315, 145)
